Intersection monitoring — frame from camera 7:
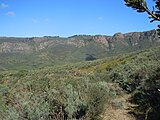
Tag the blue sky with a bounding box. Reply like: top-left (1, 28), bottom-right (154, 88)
top-left (0, 0), bottom-right (158, 37)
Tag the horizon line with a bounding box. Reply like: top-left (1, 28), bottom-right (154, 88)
top-left (0, 29), bottom-right (155, 38)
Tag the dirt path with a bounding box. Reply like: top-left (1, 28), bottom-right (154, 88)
top-left (102, 94), bottom-right (136, 120)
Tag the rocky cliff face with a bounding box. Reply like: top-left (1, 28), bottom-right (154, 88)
top-left (0, 30), bottom-right (159, 70)
top-left (0, 30), bottom-right (159, 53)
top-left (0, 42), bottom-right (33, 53)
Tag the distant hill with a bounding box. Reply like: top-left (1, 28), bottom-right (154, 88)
top-left (0, 29), bottom-right (159, 70)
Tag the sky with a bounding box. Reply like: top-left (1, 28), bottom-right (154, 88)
top-left (0, 0), bottom-right (158, 37)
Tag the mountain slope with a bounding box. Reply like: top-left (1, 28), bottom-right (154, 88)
top-left (0, 46), bottom-right (160, 120)
top-left (0, 30), bottom-right (159, 70)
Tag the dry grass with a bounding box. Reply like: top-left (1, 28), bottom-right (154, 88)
top-left (102, 94), bottom-right (136, 120)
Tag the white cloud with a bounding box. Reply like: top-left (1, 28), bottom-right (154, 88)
top-left (44, 18), bottom-right (49, 22)
top-left (0, 3), bottom-right (9, 8)
top-left (31, 18), bottom-right (49, 23)
top-left (97, 16), bottom-right (103, 20)
top-left (32, 18), bottom-right (39, 23)
top-left (6, 11), bottom-right (15, 16)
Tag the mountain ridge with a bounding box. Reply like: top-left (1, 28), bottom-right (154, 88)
top-left (0, 29), bottom-right (159, 70)
top-left (0, 29), bottom-right (159, 53)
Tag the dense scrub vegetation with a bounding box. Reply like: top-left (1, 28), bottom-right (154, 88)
top-left (0, 64), bottom-right (116, 119)
top-left (104, 47), bottom-right (160, 120)
top-left (0, 46), bottom-right (160, 120)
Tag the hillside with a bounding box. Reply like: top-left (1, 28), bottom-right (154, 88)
top-left (0, 30), bottom-right (159, 70)
top-left (0, 45), bottom-right (160, 120)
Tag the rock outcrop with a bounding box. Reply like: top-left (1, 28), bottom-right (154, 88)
top-left (0, 29), bottom-right (159, 53)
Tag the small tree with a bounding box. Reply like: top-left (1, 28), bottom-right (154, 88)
top-left (124, 0), bottom-right (160, 35)
top-left (85, 54), bottom-right (97, 61)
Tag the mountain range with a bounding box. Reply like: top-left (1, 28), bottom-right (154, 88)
top-left (0, 29), bottom-right (159, 70)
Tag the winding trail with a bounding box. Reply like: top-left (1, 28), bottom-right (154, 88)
top-left (102, 94), bottom-right (137, 120)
